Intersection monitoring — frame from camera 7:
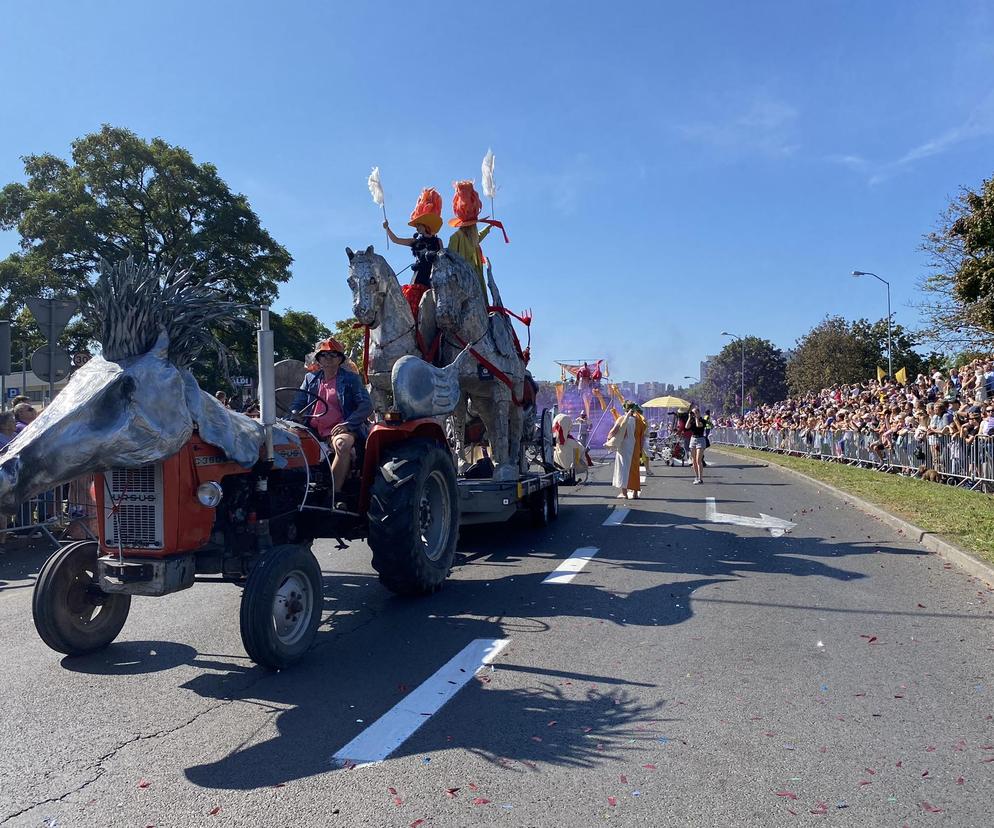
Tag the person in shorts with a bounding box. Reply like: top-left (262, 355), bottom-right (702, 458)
top-left (686, 404), bottom-right (708, 484)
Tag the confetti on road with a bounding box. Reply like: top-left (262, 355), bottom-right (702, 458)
top-left (922, 802), bottom-right (943, 813)
top-left (472, 797), bottom-right (490, 805)
top-left (137, 779), bottom-right (151, 788)
top-left (607, 796), bottom-right (617, 807)
top-left (810, 802), bottom-right (828, 815)
top-left (208, 807), bottom-right (221, 816)
top-left (775, 791), bottom-right (798, 800)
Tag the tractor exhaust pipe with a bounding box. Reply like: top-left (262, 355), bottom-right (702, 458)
top-left (257, 306), bottom-right (276, 462)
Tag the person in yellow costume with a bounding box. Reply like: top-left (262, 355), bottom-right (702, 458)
top-left (447, 180), bottom-right (508, 300)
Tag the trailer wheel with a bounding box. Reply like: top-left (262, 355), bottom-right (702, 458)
top-left (368, 438), bottom-right (459, 595)
top-left (531, 488), bottom-right (551, 527)
top-left (240, 544), bottom-right (322, 670)
top-left (33, 541), bottom-right (131, 656)
top-left (548, 480), bottom-right (560, 521)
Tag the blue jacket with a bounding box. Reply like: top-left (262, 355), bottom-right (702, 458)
top-left (292, 367), bottom-right (372, 438)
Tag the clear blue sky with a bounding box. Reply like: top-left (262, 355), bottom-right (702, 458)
top-left (2, 2), bottom-right (992, 382)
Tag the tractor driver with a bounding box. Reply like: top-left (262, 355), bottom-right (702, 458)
top-left (291, 338), bottom-right (373, 498)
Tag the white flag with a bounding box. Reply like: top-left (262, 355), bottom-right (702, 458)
top-left (367, 166), bottom-right (384, 206)
top-left (481, 150), bottom-right (496, 199)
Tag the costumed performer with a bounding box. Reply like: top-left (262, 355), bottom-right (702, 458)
top-left (606, 401), bottom-right (648, 499)
top-left (447, 180), bottom-right (508, 300)
top-left (552, 413), bottom-right (590, 476)
top-left (383, 187), bottom-right (444, 320)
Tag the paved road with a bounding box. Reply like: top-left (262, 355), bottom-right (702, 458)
top-left (1, 453), bottom-right (992, 827)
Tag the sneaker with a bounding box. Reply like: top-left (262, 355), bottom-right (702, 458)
top-left (692, 478), bottom-right (703, 485)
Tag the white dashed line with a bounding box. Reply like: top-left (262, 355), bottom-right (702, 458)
top-left (603, 506), bottom-right (630, 526)
top-left (542, 547), bottom-right (600, 584)
top-left (331, 638), bottom-right (510, 768)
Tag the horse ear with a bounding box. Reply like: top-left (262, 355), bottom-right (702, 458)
top-left (365, 245), bottom-right (374, 255)
top-left (346, 247), bottom-right (355, 261)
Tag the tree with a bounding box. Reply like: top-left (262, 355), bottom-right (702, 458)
top-left (274, 309), bottom-right (331, 364)
top-left (699, 336), bottom-right (787, 414)
top-left (332, 317), bottom-right (365, 373)
top-left (849, 318), bottom-right (930, 380)
top-left (919, 176), bottom-right (994, 350)
top-left (787, 317), bottom-right (874, 394)
top-left (0, 125), bottom-right (293, 380)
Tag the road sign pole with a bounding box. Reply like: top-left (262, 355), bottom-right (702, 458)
top-left (21, 345), bottom-right (27, 400)
top-left (48, 320), bottom-right (55, 403)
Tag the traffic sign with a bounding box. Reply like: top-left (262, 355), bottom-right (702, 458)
top-left (6, 388), bottom-right (19, 399)
top-left (72, 352), bottom-right (92, 368)
top-left (31, 347), bottom-right (71, 384)
top-left (25, 298), bottom-right (78, 342)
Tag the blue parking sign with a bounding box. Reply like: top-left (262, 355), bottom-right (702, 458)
top-left (6, 387), bottom-right (19, 398)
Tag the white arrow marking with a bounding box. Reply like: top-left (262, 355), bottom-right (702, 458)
top-left (705, 497), bottom-right (796, 537)
top-left (543, 546), bottom-right (600, 584)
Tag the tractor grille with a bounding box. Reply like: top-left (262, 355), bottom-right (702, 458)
top-left (104, 463), bottom-right (164, 549)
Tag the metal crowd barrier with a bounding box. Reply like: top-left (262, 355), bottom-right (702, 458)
top-left (710, 427), bottom-right (994, 491)
top-left (0, 475), bottom-right (98, 546)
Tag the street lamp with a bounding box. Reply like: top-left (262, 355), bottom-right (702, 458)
top-left (852, 270), bottom-right (892, 380)
top-left (721, 331), bottom-right (745, 417)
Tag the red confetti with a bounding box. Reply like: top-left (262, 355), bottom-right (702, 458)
top-left (547, 720), bottom-right (557, 727)
top-left (138, 779), bottom-right (151, 789)
top-left (607, 796), bottom-right (617, 807)
top-left (393, 796), bottom-right (403, 806)
top-left (957, 777), bottom-right (965, 785)
top-left (810, 802), bottom-right (828, 815)
top-left (981, 757), bottom-right (994, 763)
top-left (582, 726), bottom-right (593, 733)
top-left (468, 783), bottom-right (479, 791)
top-left (922, 770), bottom-right (930, 777)
top-left (643, 763), bottom-right (657, 770)
top-left (926, 745), bottom-right (936, 752)
top-left (981, 745), bottom-right (994, 750)
top-left (208, 807), bottom-right (221, 816)
top-left (917, 603), bottom-right (927, 608)
top-left (775, 791), bottom-right (798, 800)
top-left (865, 768), bottom-right (876, 775)
top-left (445, 788), bottom-right (460, 798)
top-left (388, 787), bottom-right (398, 796)
top-left (819, 746), bottom-right (828, 753)
top-left (411, 821), bottom-right (425, 828)
top-left (530, 736), bottom-right (542, 742)
top-left (859, 635), bottom-right (878, 643)
top-left (922, 802), bottom-right (943, 813)
top-left (896, 760), bottom-right (903, 767)
top-left (859, 780), bottom-right (872, 786)
top-left (620, 774), bottom-right (628, 784)
top-left (472, 797), bottom-right (490, 805)
top-left (787, 808), bottom-right (798, 816)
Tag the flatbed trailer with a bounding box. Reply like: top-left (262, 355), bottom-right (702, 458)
top-left (457, 468), bottom-right (561, 526)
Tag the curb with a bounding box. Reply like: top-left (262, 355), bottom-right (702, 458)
top-left (713, 447), bottom-right (994, 588)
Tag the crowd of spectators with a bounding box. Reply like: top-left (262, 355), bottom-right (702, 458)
top-left (714, 356), bottom-right (994, 482)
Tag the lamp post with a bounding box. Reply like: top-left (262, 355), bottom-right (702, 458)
top-left (721, 331), bottom-right (745, 417)
top-left (852, 270), bottom-right (892, 380)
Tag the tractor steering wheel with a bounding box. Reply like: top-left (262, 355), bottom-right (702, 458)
top-left (275, 387), bottom-right (329, 421)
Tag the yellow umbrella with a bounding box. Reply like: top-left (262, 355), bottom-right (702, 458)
top-left (642, 395), bottom-right (690, 409)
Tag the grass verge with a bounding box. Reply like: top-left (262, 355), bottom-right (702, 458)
top-left (717, 445), bottom-right (994, 566)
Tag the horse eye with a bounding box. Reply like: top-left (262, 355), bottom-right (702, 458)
top-left (347, 277), bottom-right (356, 289)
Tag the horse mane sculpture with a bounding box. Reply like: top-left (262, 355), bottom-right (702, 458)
top-left (346, 245), bottom-right (437, 416)
top-left (430, 250), bottom-right (526, 480)
top-left (0, 257), bottom-right (266, 514)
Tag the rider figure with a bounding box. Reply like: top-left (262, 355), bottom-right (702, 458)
top-left (383, 187), bottom-right (444, 321)
top-left (291, 338), bottom-right (373, 500)
top-left (447, 180), bottom-right (509, 301)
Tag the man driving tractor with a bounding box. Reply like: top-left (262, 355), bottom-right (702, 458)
top-left (291, 338), bottom-right (373, 496)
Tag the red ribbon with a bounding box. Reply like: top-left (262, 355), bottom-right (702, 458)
top-left (480, 217), bottom-right (509, 243)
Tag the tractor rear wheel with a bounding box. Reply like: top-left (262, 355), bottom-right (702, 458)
top-left (368, 438), bottom-right (459, 595)
top-left (240, 544), bottom-right (322, 670)
top-left (33, 541), bottom-right (131, 656)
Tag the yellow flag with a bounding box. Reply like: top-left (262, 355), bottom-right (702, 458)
top-left (876, 366), bottom-right (886, 382)
top-left (895, 367), bottom-right (907, 385)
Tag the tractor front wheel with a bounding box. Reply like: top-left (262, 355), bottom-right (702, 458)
top-left (240, 544), bottom-right (322, 670)
top-left (33, 541), bottom-right (131, 656)
top-left (368, 438), bottom-right (459, 595)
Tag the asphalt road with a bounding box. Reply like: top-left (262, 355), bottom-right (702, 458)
top-left (1, 452), bottom-right (993, 827)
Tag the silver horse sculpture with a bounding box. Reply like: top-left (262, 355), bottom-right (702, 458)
top-left (346, 245), bottom-right (438, 416)
top-left (431, 251), bottom-right (527, 481)
top-left (0, 258), bottom-right (266, 513)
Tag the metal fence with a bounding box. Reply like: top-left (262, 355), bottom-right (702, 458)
top-left (710, 427), bottom-right (994, 491)
top-left (0, 476), bottom-right (98, 546)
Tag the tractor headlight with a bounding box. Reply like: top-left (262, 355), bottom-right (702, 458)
top-left (196, 481), bottom-right (223, 508)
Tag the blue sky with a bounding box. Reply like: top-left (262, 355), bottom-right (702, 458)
top-left (1, 1), bottom-right (993, 382)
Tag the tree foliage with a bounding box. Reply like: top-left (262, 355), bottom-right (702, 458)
top-left (699, 336), bottom-right (787, 414)
top-left (786, 316), bottom-right (930, 394)
top-left (919, 176), bottom-right (994, 350)
top-left (0, 125), bottom-right (293, 382)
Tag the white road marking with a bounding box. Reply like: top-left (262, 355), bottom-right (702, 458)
top-left (705, 497), bottom-right (796, 537)
top-left (542, 546), bottom-right (600, 584)
top-left (603, 506), bottom-right (630, 526)
top-left (331, 638), bottom-right (510, 768)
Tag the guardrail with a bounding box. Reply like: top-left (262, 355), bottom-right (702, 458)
top-left (710, 427), bottom-right (994, 492)
top-left (0, 476), bottom-right (98, 546)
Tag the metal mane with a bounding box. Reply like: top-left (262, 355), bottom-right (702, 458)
top-left (81, 257), bottom-right (243, 367)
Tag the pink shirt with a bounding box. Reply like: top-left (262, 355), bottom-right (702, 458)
top-left (310, 378), bottom-right (345, 438)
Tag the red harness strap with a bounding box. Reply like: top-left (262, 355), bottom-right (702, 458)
top-left (448, 331), bottom-right (524, 406)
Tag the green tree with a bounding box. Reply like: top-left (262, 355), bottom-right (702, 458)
top-left (919, 175), bottom-right (994, 350)
top-left (849, 318), bottom-right (929, 380)
top-left (787, 317), bottom-right (874, 394)
top-left (332, 317), bottom-right (365, 373)
top-left (699, 336), bottom-right (787, 414)
top-left (0, 125), bottom-right (292, 380)
top-left (274, 309), bottom-right (331, 363)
